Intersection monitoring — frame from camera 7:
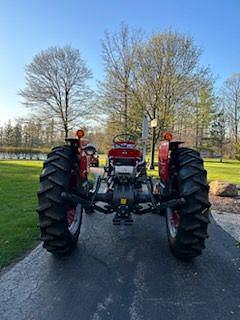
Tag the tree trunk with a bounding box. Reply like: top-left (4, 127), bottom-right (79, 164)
top-left (150, 109), bottom-right (156, 170)
top-left (195, 124), bottom-right (199, 149)
top-left (124, 85), bottom-right (128, 132)
top-left (235, 99), bottom-right (238, 143)
top-left (64, 123), bottom-right (68, 138)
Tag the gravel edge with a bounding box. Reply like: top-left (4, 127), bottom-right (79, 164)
top-left (211, 210), bottom-right (240, 242)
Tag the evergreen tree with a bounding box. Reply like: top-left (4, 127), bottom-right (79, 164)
top-left (210, 109), bottom-right (226, 162)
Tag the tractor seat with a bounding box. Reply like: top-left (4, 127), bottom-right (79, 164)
top-left (108, 147), bottom-right (141, 166)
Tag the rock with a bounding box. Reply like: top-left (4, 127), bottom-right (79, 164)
top-left (209, 181), bottom-right (238, 197)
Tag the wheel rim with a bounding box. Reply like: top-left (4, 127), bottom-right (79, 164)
top-left (66, 168), bottom-right (82, 235)
top-left (67, 204), bottom-right (82, 235)
top-left (166, 208), bottom-right (180, 238)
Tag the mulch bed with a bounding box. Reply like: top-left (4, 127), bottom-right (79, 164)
top-left (210, 194), bottom-right (240, 214)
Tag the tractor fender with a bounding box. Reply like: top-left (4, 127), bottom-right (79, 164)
top-left (66, 136), bottom-right (89, 180)
top-left (158, 141), bottom-right (170, 182)
top-left (79, 149), bottom-right (88, 180)
top-left (79, 139), bottom-right (89, 180)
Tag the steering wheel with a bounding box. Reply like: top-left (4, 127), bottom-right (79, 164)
top-left (113, 134), bottom-right (137, 146)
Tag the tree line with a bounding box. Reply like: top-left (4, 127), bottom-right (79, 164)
top-left (1, 24), bottom-right (240, 159)
top-left (100, 24), bottom-right (239, 160)
top-left (0, 119), bottom-right (64, 154)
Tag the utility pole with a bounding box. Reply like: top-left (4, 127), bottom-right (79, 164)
top-left (142, 115), bottom-right (148, 162)
top-left (149, 118), bottom-right (157, 170)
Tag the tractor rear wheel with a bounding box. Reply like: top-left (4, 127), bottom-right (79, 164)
top-left (166, 147), bottom-right (210, 260)
top-left (37, 145), bottom-right (83, 256)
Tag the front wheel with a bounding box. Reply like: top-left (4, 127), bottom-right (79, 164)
top-left (166, 148), bottom-right (210, 260)
top-left (37, 145), bottom-right (83, 256)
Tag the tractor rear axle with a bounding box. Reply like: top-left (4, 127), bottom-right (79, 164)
top-left (61, 185), bottom-right (186, 218)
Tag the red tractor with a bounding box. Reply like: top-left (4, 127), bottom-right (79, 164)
top-left (88, 146), bottom-right (99, 167)
top-left (37, 130), bottom-right (210, 260)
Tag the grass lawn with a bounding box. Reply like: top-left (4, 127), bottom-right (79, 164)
top-left (0, 159), bottom-right (96, 270)
top-left (148, 158), bottom-right (240, 184)
top-left (0, 160), bottom-right (42, 270)
top-left (0, 157), bottom-right (239, 270)
top-left (99, 154), bottom-right (107, 167)
top-left (204, 159), bottom-right (240, 185)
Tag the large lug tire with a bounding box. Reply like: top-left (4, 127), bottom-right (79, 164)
top-left (37, 145), bottom-right (83, 256)
top-left (166, 147), bottom-right (210, 260)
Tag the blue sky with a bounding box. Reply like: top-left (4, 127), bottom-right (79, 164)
top-left (0, 0), bottom-right (240, 124)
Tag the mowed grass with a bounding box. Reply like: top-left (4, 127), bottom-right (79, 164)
top-left (204, 159), bottom-right (240, 185)
top-left (148, 158), bottom-right (240, 184)
top-left (0, 160), bottom-right (42, 270)
top-left (0, 159), bottom-right (96, 270)
top-left (99, 154), bottom-right (107, 167)
top-left (0, 157), bottom-right (239, 270)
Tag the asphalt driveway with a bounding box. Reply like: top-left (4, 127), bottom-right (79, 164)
top-left (0, 210), bottom-right (240, 320)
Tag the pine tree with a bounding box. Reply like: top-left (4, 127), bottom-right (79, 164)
top-left (210, 109), bottom-right (226, 162)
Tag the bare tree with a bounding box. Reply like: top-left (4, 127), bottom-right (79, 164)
top-left (20, 45), bottom-right (93, 137)
top-left (100, 23), bottom-right (142, 132)
top-left (190, 79), bottom-right (216, 149)
top-left (221, 73), bottom-right (240, 144)
top-left (131, 30), bottom-right (213, 149)
top-left (101, 26), bottom-right (215, 161)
